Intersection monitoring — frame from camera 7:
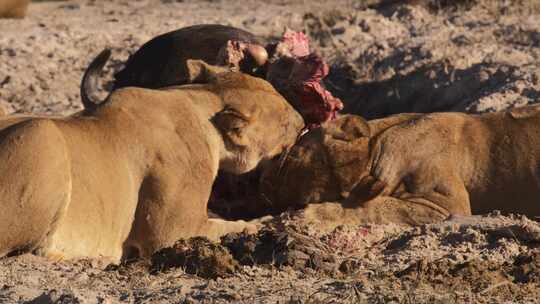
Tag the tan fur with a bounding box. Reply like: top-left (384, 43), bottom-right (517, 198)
top-left (0, 0), bottom-right (29, 18)
top-left (0, 61), bottom-right (304, 262)
top-left (261, 107), bottom-right (540, 230)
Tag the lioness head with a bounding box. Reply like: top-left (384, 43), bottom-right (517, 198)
top-left (186, 60), bottom-right (305, 174)
top-left (259, 115), bottom-right (371, 210)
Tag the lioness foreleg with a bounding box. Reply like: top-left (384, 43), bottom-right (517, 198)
top-left (124, 170), bottom-right (257, 259)
top-left (394, 168), bottom-right (472, 216)
top-left (363, 159), bottom-right (472, 216)
top-left (203, 218), bottom-right (258, 241)
top-left (297, 170), bottom-right (472, 229)
top-left (298, 195), bottom-right (450, 231)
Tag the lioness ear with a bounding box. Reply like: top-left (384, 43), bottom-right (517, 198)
top-left (322, 115), bottom-right (370, 142)
top-left (212, 106), bottom-right (254, 147)
top-left (185, 59), bottom-right (229, 83)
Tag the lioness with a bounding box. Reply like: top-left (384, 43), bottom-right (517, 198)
top-left (261, 108), bottom-right (540, 229)
top-left (0, 0), bottom-right (29, 18)
top-left (0, 60), bottom-right (304, 262)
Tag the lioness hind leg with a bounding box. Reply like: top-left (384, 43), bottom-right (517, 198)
top-left (0, 120), bottom-right (71, 258)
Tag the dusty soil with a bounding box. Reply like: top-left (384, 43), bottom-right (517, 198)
top-left (2, 0), bottom-right (540, 303)
top-left (2, 213), bottom-right (540, 303)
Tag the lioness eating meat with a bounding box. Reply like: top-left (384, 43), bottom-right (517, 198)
top-left (0, 0), bottom-right (29, 18)
top-left (261, 108), bottom-right (540, 229)
top-left (0, 60), bottom-right (303, 262)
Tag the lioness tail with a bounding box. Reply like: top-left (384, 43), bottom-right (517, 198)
top-left (80, 49), bottom-right (112, 110)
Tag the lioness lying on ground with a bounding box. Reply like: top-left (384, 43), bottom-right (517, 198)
top-left (0, 0), bottom-right (29, 18)
top-left (0, 60), bottom-right (303, 262)
top-left (261, 107), bottom-right (540, 230)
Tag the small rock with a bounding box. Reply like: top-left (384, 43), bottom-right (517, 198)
top-left (59, 3), bottom-right (80, 10)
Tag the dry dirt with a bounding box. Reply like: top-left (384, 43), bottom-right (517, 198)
top-left (1, 0), bottom-right (540, 303)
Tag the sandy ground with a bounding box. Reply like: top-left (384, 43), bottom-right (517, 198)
top-left (1, 0), bottom-right (540, 303)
